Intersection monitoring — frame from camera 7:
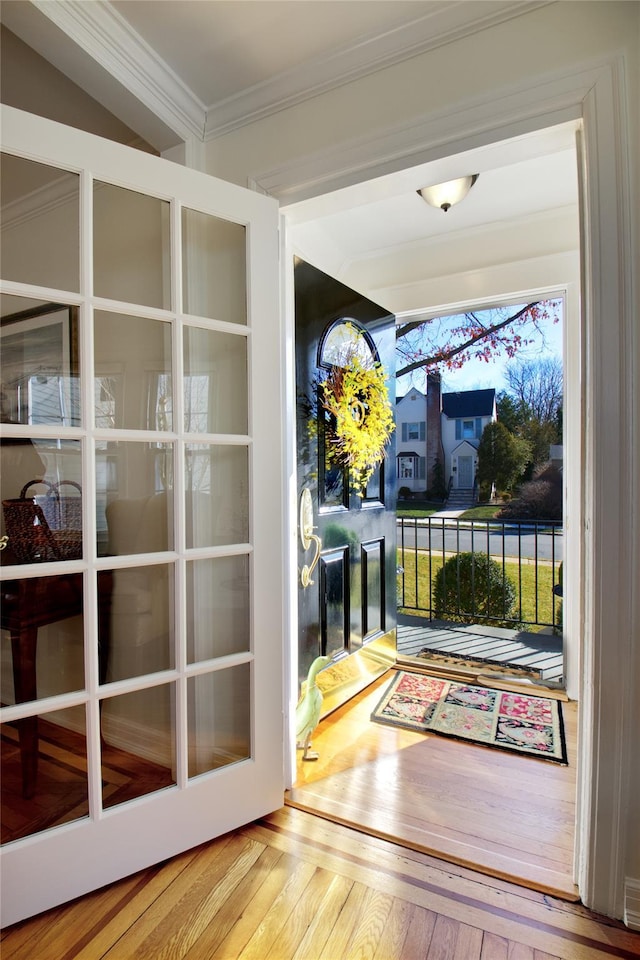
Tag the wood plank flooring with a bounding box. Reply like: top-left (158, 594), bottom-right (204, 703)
top-left (2, 806), bottom-right (638, 959)
top-left (287, 670), bottom-right (578, 900)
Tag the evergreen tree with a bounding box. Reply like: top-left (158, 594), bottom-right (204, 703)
top-left (496, 392), bottom-right (524, 434)
top-left (477, 421), bottom-right (531, 494)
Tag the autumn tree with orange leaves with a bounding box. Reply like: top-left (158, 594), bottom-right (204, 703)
top-left (395, 301), bottom-right (560, 382)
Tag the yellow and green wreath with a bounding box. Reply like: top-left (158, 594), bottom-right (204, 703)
top-left (321, 350), bottom-right (395, 495)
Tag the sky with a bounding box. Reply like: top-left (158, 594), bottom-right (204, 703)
top-left (396, 300), bottom-right (563, 398)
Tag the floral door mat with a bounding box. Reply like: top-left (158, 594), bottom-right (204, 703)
top-left (371, 671), bottom-right (567, 764)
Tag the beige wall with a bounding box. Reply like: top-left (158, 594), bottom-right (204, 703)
top-left (0, 25), bottom-right (156, 154)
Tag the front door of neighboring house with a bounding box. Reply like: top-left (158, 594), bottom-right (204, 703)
top-left (458, 455), bottom-right (474, 488)
top-left (0, 106), bottom-right (283, 926)
top-left (295, 260), bottom-right (397, 715)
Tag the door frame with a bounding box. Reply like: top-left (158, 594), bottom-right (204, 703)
top-left (274, 58), bottom-right (635, 919)
top-left (292, 263), bottom-right (398, 726)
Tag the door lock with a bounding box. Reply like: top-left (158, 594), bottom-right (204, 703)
top-left (300, 488), bottom-right (322, 588)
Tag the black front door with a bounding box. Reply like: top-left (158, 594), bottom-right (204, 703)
top-left (295, 259), bottom-right (397, 713)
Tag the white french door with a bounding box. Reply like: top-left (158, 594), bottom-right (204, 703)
top-left (0, 106), bottom-right (283, 926)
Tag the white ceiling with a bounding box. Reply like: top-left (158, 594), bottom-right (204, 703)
top-left (1, 0), bottom-right (580, 312)
top-left (286, 117), bottom-right (579, 312)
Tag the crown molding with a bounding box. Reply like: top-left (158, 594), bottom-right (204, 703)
top-left (0, 167), bottom-right (157, 234)
top-left (25, 1), bottom-right (549, 146)
top-left (1, 172), bottom-right (77, 232)
top-left (203, 2), bottom-right (550, 140)
top-left (31, 0), bottom-right (206, 142)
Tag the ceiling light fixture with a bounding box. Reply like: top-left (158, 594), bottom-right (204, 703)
top-left (417, 174), bottom-right (479, 212)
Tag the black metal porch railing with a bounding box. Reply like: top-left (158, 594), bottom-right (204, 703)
top-left (397, 516), bottom-right (563, 630)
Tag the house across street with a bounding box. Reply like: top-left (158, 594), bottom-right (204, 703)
top-left (396, 374), bottom-right (496, 499)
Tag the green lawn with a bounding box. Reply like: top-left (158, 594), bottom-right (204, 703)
top-left (397, 501), bottom-right (444, 518)
top-left (397, 549), bottom-right (561, 630)
top-left (459, 504), bottom-right (502, 520)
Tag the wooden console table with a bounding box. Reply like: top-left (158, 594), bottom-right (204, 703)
top-left (1, 572), bottom-right (112, 798)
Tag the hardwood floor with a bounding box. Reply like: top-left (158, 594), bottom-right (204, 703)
top-left (287, 669), bottom-right (578, 900)
top-left (2, 680), bottom-right (638, 959)
top-left (2, 806), bottom-right (638, 959)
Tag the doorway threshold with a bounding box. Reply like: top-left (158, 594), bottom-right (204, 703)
top-left (397, 615), bottom-right (564, 689)
top-left (287, 671), bottom-right (578, 902)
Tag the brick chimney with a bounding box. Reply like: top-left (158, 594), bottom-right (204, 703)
top-left (426, 371), bottom-right (445, 490)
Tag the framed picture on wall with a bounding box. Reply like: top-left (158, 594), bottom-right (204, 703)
top-left (0, 301), bottom-right (80, 427)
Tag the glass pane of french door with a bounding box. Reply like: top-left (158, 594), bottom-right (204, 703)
top-left (0, 106), bottom-right (283, 927)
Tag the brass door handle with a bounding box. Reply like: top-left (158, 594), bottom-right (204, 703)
top-left (300, 488), bottom-right (322, 588)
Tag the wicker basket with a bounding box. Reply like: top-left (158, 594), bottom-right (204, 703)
top-left (2, 479), bottom-right (82, 562)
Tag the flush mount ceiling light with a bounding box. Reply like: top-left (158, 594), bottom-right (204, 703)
top-left (417, 174), bottom-right (479, 212)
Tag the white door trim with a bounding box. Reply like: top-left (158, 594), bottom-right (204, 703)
top-left (575, 60), bottom-right (635, 919)
top-left (274, 55), bottom-right (636, 919)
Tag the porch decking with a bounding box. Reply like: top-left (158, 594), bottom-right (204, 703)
top-left (397, 614), bottom-right (564, 685)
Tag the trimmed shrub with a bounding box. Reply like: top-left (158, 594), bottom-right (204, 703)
top-left (398, 486), bottom-right (412, 500)
top-left (433, 551), bottom-right (517, 623)
top-left (477, 481), bottom-right (493, 503)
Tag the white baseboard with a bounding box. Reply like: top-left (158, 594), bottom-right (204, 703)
top-left (624, 877), bottom-right (640, 930)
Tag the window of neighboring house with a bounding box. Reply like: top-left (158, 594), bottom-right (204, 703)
top-left (398, 456), bottom-right (415, 479)
top-left (398, 455), bottom-right (415, 479)
top-left (402, 421), bottom-right (425, 442)
top-left (456, 417), bottom-right (483, 440)
top-left (397, 455), bottom-right (425, 480)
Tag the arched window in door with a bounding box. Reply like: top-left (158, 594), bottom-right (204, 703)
top-left (318, 318), bottom-right (378, 370)
top-left (316, 319), bottom-right (383, 506)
